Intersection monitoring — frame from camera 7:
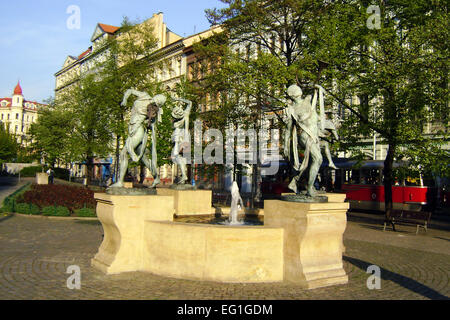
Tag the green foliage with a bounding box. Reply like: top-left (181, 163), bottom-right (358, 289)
top-left (0, 203), bottom-right (12, 214)
top-left (20, 166), bottom-right (43, 177)
top-left (53, 168), bottom-right (70, 181)
top-left (0, 125), bottom-right (19, 162)
top-left (153, 103), bottom-right (174, 166)
top-left (29, 98), bottom-right (75, 166)
top-left (42, 206), bottom-right (71, 217)
top-left (317, 0), bottom-right (449, 183)
top-left (203, 0), bottom-right (449, 212)
top-left (1, 183), bottom-right (31, 210)
top-left (15, 203), bottom-right (40, 215)
top-left (74, 207), bottom-right (96, 217)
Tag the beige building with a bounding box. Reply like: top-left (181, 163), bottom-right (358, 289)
top-left (0, 82), bottom-right (45, 146)
top-left (54, 13), bottom-right (185, 99)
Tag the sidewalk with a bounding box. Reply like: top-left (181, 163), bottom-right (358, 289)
top-left (0, 177), bottom-right (33, 206)
top-left (346, 211), bottom-right (450, 256)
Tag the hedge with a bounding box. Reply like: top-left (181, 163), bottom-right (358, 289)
top-left (15, 203), bottom-right (40, 215)
top-left (74, 207), bottom-right (96, 217)
top-left (20, 166), bottom-right (43, 177)
top-left (42, 206), bottom-right (71, 217)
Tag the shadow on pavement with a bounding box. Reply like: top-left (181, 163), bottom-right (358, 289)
top-left (357, 223), bottom-right (411, 234)
top-left (434, 237), bottom-right (450, 242)
top-left (343, 256), bottom-right (450, 300)
top-left (74, 220), bottom-right (101, 226)
top-left (0, 214), bottom-right (14, 224)
top-left (348, 211), bottom-right (450, 233)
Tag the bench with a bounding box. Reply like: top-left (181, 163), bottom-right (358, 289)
top-left (383, 210), bottom-right (432, 235)
top-left (212, 192), bottom-right (230, 207)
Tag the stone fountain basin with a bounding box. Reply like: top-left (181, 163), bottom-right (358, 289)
top-left (144, 221), bottom-right (284, 282)
top-left (92, 192), bottom-right (349, 289)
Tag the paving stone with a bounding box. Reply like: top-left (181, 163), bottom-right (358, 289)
top-left (0, 202), bottom-right (449, 300)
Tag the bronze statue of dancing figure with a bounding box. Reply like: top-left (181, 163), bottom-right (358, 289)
top-left (109, 89), bottom-right (166, 189)
top-left (284, 84), bottom-right (323, 197)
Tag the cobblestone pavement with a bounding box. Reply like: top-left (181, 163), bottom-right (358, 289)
top-left (0, 212), bottom-right (449, 300)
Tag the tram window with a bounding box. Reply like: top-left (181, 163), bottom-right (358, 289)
top-left (361, 169), bottom-right (381, 185)
top-left (351, 170), bottom-right (360, 184)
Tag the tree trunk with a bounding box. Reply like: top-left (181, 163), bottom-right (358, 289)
top-left (383, 143), bottom-right (396, 230)
top-left (114, 135), bottom-right (121, 184)
top-left (86, 155), bottom-right (95, 186)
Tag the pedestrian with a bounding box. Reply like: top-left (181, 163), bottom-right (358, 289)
top-left (47, 167), bottom-right (54, 184)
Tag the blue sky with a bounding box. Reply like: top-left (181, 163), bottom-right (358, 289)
top-left (0, 0), bottom-right (225, 103)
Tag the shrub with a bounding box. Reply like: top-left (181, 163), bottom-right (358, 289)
top-left (74, 207), bottom-right (96, 217)
top-left (15, 203), bottom-right (40, 215)
top-left (20, 166), bottom-right (43, 177)
top-left (54, 168), bottom-right (70, 181)
top-left (42, 206), bottom-right (70, 217)
top-left (0, 202), bottom-right (13, 213)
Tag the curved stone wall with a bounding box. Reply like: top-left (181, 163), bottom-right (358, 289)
top-left (143, 221), bottom-right (284, 283)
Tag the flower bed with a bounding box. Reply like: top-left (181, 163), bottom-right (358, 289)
top-left (19, 184), bottom-right (96, 213)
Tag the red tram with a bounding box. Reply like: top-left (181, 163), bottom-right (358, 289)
top-left (261, 160), bottom-right (444, 211)
top-left (335, 160), bottom-right (439, 212)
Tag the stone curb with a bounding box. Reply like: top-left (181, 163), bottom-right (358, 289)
top-left (6, 213), bottom-right (98, 221)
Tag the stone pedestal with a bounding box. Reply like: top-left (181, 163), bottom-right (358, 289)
top-left (265, 195), bottom-right (349, 289)
top-left (91, 193), bottom-right (174, 275)
top-left (157, 188), bottom-right (213, 216)
top-left (36, 172), bottom-right (48, 185)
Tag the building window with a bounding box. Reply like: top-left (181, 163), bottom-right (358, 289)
top-left (16, 113), bottom-right (19, 119)
top-left (7, 114), bottom-right (10, 120)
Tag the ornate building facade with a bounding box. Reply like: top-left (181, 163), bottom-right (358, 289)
top-left (0, 82), bottom-right (45, 146)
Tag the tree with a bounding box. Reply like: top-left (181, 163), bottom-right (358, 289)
top-left (0, 125), bottom-right (18, 163)
top-left (29, 98), bottom-right (75, 167)
top-left (202, 0), bottom-right (448, 218)
top-left (57, 74), bottom-right (113, 185)
top-left (199, 0), bottom-right (337, 204)
top-left (313, 0), bottom-right (449, 220)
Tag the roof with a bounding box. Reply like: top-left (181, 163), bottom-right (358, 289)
top-left (98, 23), bottom-right (119, 34)
top-left (0, 97), bottom-right (46, 109)
top-left (13, 82), bottom-right (22, 95)
top-left (0, 98), bottom-right (12, 107)
top-left (78, 47), bottom-right (92, 60)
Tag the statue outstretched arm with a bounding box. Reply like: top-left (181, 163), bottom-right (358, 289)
top-left (122, 89), bottom-right (145, 106)
top-left (173, 98), bottom-right (192, 113)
